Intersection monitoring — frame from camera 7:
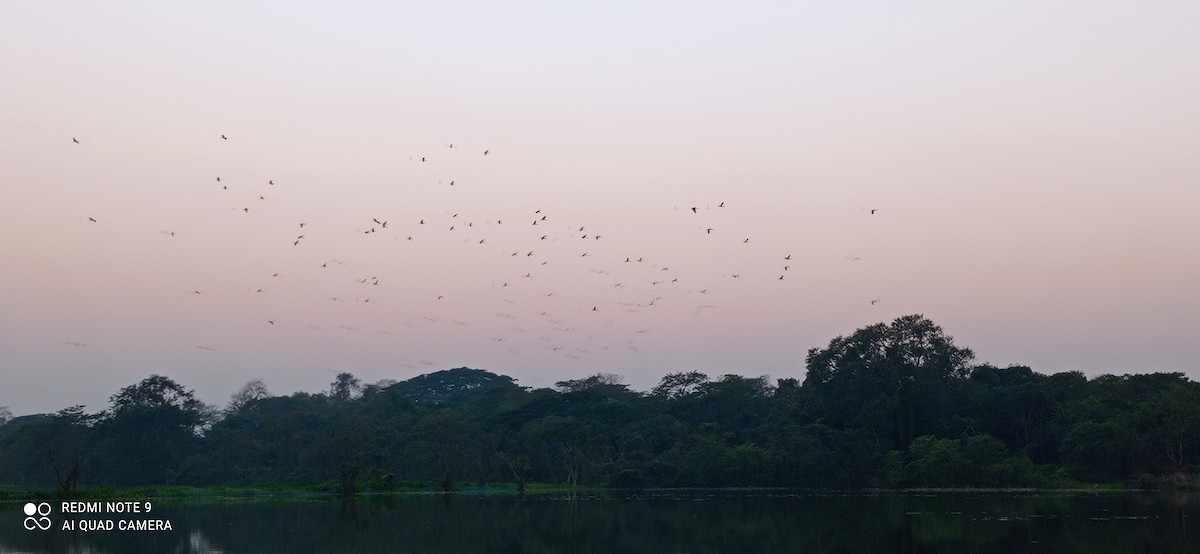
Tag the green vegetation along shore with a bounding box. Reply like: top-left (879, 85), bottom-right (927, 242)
top-left (3, 315), bottom-right (1199, 495)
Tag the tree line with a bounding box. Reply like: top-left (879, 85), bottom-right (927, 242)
top-left (2, 314), bottom-right (1198, 493)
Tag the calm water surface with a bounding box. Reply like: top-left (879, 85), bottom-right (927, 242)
top-left (2, 490), bottom-right (1196, 553)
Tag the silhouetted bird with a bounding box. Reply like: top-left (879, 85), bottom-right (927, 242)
top-left (691, 207), bottom-right (697, 213)
top-left (870, 209), bottom-right (878, 214)
top-left (72, 138), bottom-right (79, 144)
top-left (87, 217), bottom-right (97, 222)
top-left (221, 135), bottom-right (227, 140)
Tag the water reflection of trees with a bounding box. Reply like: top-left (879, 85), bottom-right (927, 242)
top-left (2, 492), bottom-right (1199, 553)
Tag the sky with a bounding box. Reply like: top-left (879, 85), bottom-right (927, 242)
top-left (2, 1), bottom-right (1199, 416)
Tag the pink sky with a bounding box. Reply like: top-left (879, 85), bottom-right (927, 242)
top-left (2, 1), bottom-right (1199, 415)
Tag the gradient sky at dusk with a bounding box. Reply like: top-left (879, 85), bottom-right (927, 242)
top-left (2, 2), bottom-right (1199, 415)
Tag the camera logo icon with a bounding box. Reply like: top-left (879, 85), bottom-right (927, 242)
top-left (23, 503), bottom-right (52, 531)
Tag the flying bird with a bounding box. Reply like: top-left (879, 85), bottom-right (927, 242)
top-left (87, 217), bottom-right (97, 222)
top-left (870, 209), bottom-right (878, 215)
top-left (691, 207), bottom-right (697, 213)
top-left (221, 135), bottom-right (227, 140)
top-left (72, 137), bottom-right (79, 144)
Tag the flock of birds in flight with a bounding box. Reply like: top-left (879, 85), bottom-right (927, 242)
top-left (67, 134), bottom-right (882, 371)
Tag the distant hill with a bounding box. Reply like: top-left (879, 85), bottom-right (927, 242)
top-left (382, 367), bottom-right (519, 406)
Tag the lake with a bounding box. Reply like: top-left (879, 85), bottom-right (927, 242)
top-left (2, 489), bottom-right (1197, 553)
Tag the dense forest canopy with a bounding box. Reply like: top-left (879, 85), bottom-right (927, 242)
top-left (2, 315), bottom-right (1198, 492)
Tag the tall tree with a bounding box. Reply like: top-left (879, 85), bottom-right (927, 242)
top-left (227, 378), bottom-right (269, 414)
top-left (94, 375), bottom-right (214, 485)
top-left (803, 315), bottom-right (974, 448)
top-left (329, 372), bottom-right (363, 402)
